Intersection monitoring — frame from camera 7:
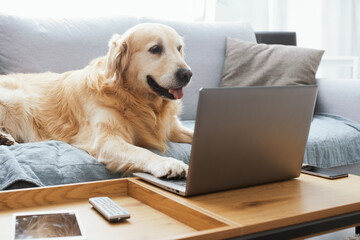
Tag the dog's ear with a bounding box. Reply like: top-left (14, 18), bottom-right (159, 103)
top-left (104, 34), bottom-right (129, 84)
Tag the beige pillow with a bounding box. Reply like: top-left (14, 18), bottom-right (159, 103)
top-left (220, 37), bottom-right (324, 87)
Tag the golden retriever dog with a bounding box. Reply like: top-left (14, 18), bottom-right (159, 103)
top-left (0, 23), bottom-right (193, 178)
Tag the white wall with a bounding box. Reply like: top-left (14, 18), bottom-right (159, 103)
top-left (0, 0), bottom-right (205, 20)
top-left (214, 0), bottom-right (269, 30)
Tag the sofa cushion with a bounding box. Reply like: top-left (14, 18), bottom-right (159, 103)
top-left (0, 13), bottom-right (256, 120)
top-left (304, 113), bottom-right (360, 168)
top-left (220, 37), bottom-right (324, 87)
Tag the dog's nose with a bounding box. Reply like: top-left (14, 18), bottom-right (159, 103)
top-left (175, 68), bottom-right (192, 85)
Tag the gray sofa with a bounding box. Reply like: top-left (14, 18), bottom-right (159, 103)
top-left (1, 14), bottom-right (360, 190)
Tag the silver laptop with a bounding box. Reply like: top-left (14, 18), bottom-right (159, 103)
top-left (134, 85), bottom-right (318, 197)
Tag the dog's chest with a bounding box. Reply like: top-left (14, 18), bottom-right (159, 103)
top-left (133, 111), bottom-right (170, 144)
top-left (125, 102), bottom-right (176, 151)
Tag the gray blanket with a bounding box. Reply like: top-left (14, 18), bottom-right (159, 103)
top-left (304, 114), bottom-right (360, 167)
top-left (1, 114), bottom-right (359, 190)
top-left (0, 141), bottom-right (123, 190)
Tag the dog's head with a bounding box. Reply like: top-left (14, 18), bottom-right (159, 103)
top-left (104, 23), bottom-right (192, 100)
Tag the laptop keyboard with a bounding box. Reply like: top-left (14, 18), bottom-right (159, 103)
top-left (166, 178), bottom-right (187, 187)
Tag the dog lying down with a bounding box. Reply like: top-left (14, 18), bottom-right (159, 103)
top-left (0, 23), bottom-right (193, 179)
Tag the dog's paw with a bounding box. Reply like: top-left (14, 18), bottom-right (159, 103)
top-left (0, 133), bottom-right (17, 146)
top-left (150, 158), bottom-right (188, 179)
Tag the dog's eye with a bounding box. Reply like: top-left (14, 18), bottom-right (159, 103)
top-left (177, 45), bottom-right (182, 52)
top-left (149, 45), bottom-right (162, 54)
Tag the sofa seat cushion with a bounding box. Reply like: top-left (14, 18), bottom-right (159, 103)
top-left (1, 114), bottom-right (358, 190)
top-left (304, 113), bottom-right (360, 167)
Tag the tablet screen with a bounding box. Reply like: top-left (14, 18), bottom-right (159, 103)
top-left (13, 211), bottom-right (86, 240)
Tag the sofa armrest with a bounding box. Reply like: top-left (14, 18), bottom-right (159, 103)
top-left (255, 32), bottom-right (297, 46)
top-left (315, 78), bottom-right (360, 123)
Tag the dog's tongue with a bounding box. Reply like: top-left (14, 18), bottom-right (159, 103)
top-left (170, 88), bottom-right (184, 99)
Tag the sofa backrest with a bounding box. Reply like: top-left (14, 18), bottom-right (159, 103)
top-left (0, 13), bottom-right (256, 120)
top-left (315, 78), bottom-right (360, 123)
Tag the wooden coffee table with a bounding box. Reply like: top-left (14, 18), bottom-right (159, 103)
top-left (1, 174), bottom-right (360, 239)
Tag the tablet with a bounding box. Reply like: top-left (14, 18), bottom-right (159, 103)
top-left (12, 210), bottom-right (86, 240)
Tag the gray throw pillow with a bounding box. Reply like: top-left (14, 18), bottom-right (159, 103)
top-left (220, 37), bottom-right (324, 87)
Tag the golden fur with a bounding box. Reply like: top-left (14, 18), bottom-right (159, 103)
top-left (0, 23), bottom-right (193, 178)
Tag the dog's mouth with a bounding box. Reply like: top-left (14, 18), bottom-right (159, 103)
top-left (146, 76), bottom-right (184, 100)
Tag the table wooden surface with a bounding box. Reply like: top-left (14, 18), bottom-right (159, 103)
top-left (1, 174), bottom-right (360, 239)
top-left (183, 174), bottom-right (360, 238)
top-left (133, 173), bottom-right (360, 239)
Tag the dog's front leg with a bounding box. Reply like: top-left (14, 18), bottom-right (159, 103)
top-left (168, 117), bottom-right (193, 144)
top-left (95, 135), bottom-right (188, 178)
